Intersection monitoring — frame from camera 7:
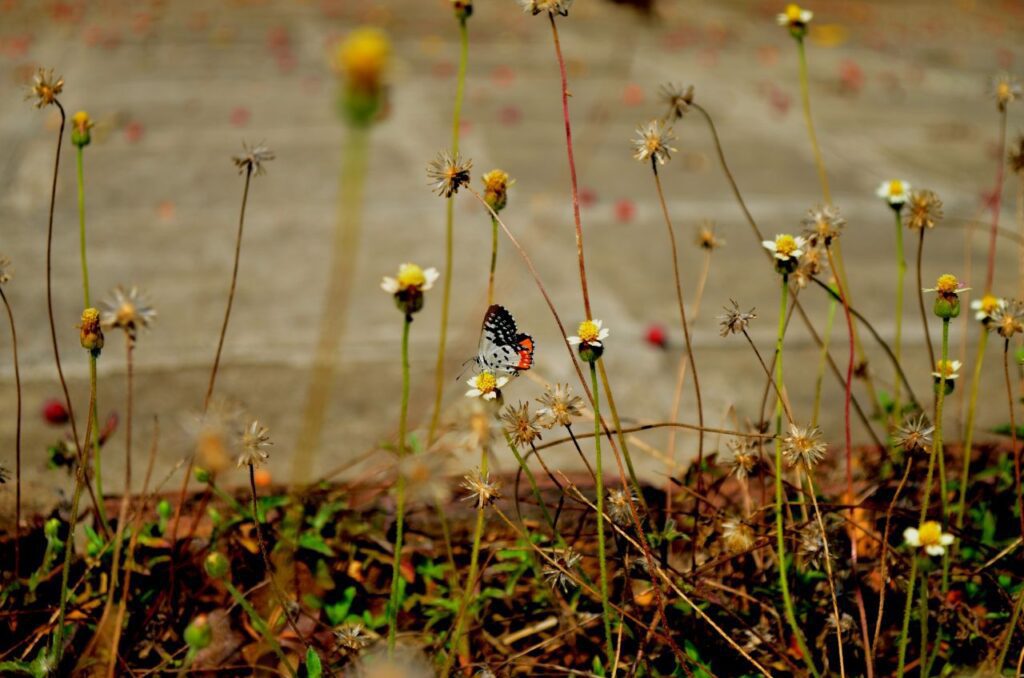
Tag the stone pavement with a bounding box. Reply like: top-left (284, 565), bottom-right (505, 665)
top-left (0, 0), bottom-right (1023, 514)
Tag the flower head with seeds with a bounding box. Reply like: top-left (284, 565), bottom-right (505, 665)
top-left (659, 83), bottom-right (695, 121)
top-left (718, 300), bottom-right (757, 337)
top-left (925, 273), bottom-right (969, 319)
top-left (990, 299), bottom-right (1024, 339)
top-left (607, 488), bottom-right (637, 526)
top-left (791, 247), bottom-right (824, 289)
top-left (696, 221), bottom-right (724, 251)
top-left (802, 204), bottom-right (846, 247)
top-left (99, 285), bottom-right (156, 341)
top-left (334, 622), bottom-right (371, 652)
top-left (461, 468), bottom-right (500, 508)
top-left (26, 67), bottom-right (63, 108)
top-left (725, 438), bottom-right (758, 480)
top-left (0, 256), bottom-right (12, 285)
top-left (798, 523), bottom-right (834, 571)
top-left (721, 519), bottom-right (755, 554)
top-left (993, 73), bottom-right (1022, 111)
top-left (632, 119), bottom-right (677, 166)
top-left (543, 547), bottom-right (582, 592)
top-left (782, 423), bottom-right (827, 468)
top-left (481, 169), bottom-right (513, 213)
top-left (466, 371), bottom-right (508, 401)
top-left (536, 383), bottom-right (584, 428)
top-left (776, 3), bottom-right (812, 34)
top-left (0, 462), bottom-right (9, 484)
top-left (568, 319), bottom-right (609, 362)
top-left (894, 414), bottom-right (933, 454)
top-left (971, 294), bottom-right (1005, 324)
top-left (237, 419), bottom-right (272, 468)
top-left (877, 179), bottom-right (912, 208)
top-left (903, 189), bottom-right (943, 230)
top-left (427, 151), bottom-right (472, 198)
top-left (500, 401), bottom-right (542, 447)
top-left (931, 359), bottom-right (962, 381)
top-left (381, 263), bottom-right (439, 315)
top-left (904, 520), bottom-right (954, 556)
top-left (232, 142), bottom-right (275, 176)
top-left (79, 308), bottom-right (104, 355)
top-left (519, 0), bottom-right (573, 16)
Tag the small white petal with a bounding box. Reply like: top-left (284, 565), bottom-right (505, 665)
top-left (762, 240), bottom-right (777, 252)
top-left (496, 376), bottom-right (510, 388)
top-left (940, 533), bottom-right (955, 546)
top-left (567, 336), bottom-right (582, 346)
top-left (483, 391), bottom-right (497, 400)
top-left (925, 545), bottom-right (945, 557)
top-left (381, 277), bottom-right (399, 294)
top-left (903, 527), bottom-right (920, 546)
top-left (466, 388), bottom-right (482, 398)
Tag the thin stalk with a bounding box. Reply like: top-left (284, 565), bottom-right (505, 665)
top-left (487, 215), bottom-right (498, 306)
top-left (795, 37), bottom-right (831, 204)
top-left (427, 15), bottom-right (470, 445)
top-left (986, 106), bottom-right (1009, 295)
top-left (1, 289), bottom-right (22, 578)
top-left (1006, 339), bottom-right (1024, 539)
top-left (75, 146), bottom-right (108, 531)
top-left (916, 229), bottom-right (936, 369)
top-left (921, 319), bottom-right (951, 523)
top-left (651, 161), bottom-right (705, 545)
top-left (802, 467), bottom-right (847, 678)
top-left (955, 330), bottom-right (989, 532)
top-left (1018, 173), bottom-right (1024, 298)
top-left (591, 361), bottom-right (615, 667)
top-left (442, 441), bottom-right (488, 678)
top-left (506, 435), bottom-right (556, 533)
top-left (772, 274), bottom-right (818, 677)
top-left (893, 209), bottom-right (907, 419)
top-left (204, 164), bottom-right (252, 411)
top-left (811, 297), bottom-right (837, 427)
top-left (596, 362), bottom-right (649, 515)
top-left (294, 124), bottom-right (370, 480)
top-left (996, 574), bottom-right (1024, 670)
top-left (387, 315), bottom-right (412, 655)
top-left (872, 456), bottom-right (914, 655)
top-left (222, 578), bottom-right (298, 678)
top-left (895, 555), bottom-right (920, 678)
top-left (548, 13), bottom-right (592, 318)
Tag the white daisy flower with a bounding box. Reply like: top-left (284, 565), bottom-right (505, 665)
top-left (931, 359), bottom-right (962, 381)
top-left (761, 234), bottom-right (806, 263)
top-left (776, 3), bottom-right (813, 27)
top-left (970, 294), bottom-right (1005, 322)
top-left (876, 179), bottom-right (911, 207)
top-left (903, 521), bottom-right (955, 557)
top-left (567, 319), bottom-right (609, 348)
top-left (466, 371), bottom-right (509, 401)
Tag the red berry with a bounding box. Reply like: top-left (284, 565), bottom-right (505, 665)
top-left (42, 399), bottom-right (69, 425)
top-left (646, 324), bottom-right (668, 349)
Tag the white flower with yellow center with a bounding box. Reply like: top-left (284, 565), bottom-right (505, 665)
top-left (381, 263), bottom-right (439, 295)
top-left (567, 319), bottom-right (609, 348)
top-left (903, 520), bottom-right (954, 557)
top-left (776, 3), bottom-right (812, 28)
top-left (466, 371), bottom-right (509, 401)
top-left (970, 294), bottom-right (1005, 322)
top-left (876, 179), bottom-right (911, 207)
top-left (931, 359), bottom-right (962, 381)
top-left (762, 234), bottom-right (806, 263)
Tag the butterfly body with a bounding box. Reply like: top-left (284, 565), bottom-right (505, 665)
top-left (476, 304), bottom-right (535, 376)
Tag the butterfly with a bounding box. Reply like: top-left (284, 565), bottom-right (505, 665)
top-left (475, 304), bottom-right (535, 376)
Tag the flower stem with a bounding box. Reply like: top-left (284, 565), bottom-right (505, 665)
top-left (773, 274), bottom-right (818, 677)
top-left (387, 314), bottom-right (412, 655)
top-left (803, 467), bottom-right (847, 678)
top-left (427, 15), bottom-right (470, 446)
top-left (795, 37), bottom-right (831, 204)
top-left (893, 209), bottom-right (907, 419)
top-left (0, 289), bottom-right (22, 579)
top-left (811, 297), bottom-right (837, 427)
top-left (955, 330), bottom-right (988, 532)
top-left (590, 360), bottom-right (615, 668)
top-left (895, 554), bottom-right (919, 678)
top-left (921, 319), bottom-right (950, 523)
top-left (916, 229), bottom-right (936, 369)
top-left (487, 215), bottom-right (499, 306)
top-left (506, 435), bottom-right (556, 533)
top-left (222, 578), bottom-right (298, 678)
top-left (986, 106), bottom-right (1008, 295)
top-left (1006, 339), bottom-right (1024, 539)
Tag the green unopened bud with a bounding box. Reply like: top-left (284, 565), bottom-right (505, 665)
top-left (933, 296), bottom-right (960, 319)
top-left (184, 614), bottom-right (213, 650)
top-left (44, 517), bottom-right (61, 541)
top-left (578, 343), bottom-right (604, 363)
top-left (71, 111), bottom-right (93, 147)
top-left (204, 552), bottom-right (230, 580)
top-left (194, 466), bottom-right (212, 484)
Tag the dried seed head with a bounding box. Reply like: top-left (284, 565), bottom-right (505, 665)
top-left (519, 0), bottom-right (574, 16)
top-left (725, 438), bottom-right (758, 480)
top-left (721, 519), bottom-right (755, 554)
top-left (27, 67), bottom-right (63, 108)
top-left (237, 420), bottom-right (272, 468)
top-left (659, 83), bottom-right (695, 121)
top-left (500, 401), bottom-right (543, 448)
top-left (536, 383), bottom-right (585, 428)
top-left (989, 299), bottom-right (1024, 339)
top-left (632, 119), bottom-right (677, 166)
top-left (543, 547), bottom-right (582, 591)
top-left (334, 622), bottom-right (371, 652)
top-left (607, 488), bottom-right (637, 526)
top-left (695, 220), bottom-right (723, 251)
top-left (798, 523), bottom-right (834, 571)
top-left (427, 151), bottom-right (472, 198)
top-left (718, 299), bottom-right (757, 337)
top-left (782, 424), bottom-right (827, 468)
top-left (802, 204), bottom-right (846, 247)
top-left (232, 142), bottom-right (275, 176)
top-left (893, 414), bottom-right (933, 454)
top-left (903, 189), bottom-right (943, 230)
top-left (461, 468), bottom-right (501, 508)
top-left (99, 285), bottom-right (156, 341)
top-left (993, 72), bottom-right (1022, 111)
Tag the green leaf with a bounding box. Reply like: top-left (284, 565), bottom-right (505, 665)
top-left (297, 532), bottom-right (335, 557)
top-left (325, 586), bottom-right (357, 626)
top-left (305, 648), bottom-right (322, 678)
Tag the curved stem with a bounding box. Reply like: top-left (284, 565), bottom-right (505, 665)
top-left (893, 210), bottom-right (907, 419)
top-left (591, 361), bottom-right (615, 667)
top-left (916, 229), bottom-right (936, 370)
top-left (1, 290), bottom-right (22, 579)
top-left (387, 315), bottom-right (412, 655)
top-left (222, 578), bottom-right (298, 677)
top-left (427, 16), bottom-right (470, 445)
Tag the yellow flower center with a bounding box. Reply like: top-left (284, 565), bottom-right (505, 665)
top-left (981, 294), bottom-right (1000, 314)
top-left (72, 110), bottom-right (91, 131)
top-left (888, 180), bottom-right (903, 196)
top-left (482, 169), bottom-right (509, 192)
top-left (577, 320), bottom-right (601, 343)
top-left (999, 82), bottom-right (1011, 98)
top-left (785, 4), bottom-right (803, 21)
top-left (396, 263), bottom-right (426, 290)
top-left (475, 372), bottom-right (498, 393)
top-left (935, 273), bottom-right (959, 294)
top-left (775, 234), bottom-right (798, 257)
top-left (116, 303), bottom-right (136, 327)
top-left (917, 521), bottom-right (943, 547)
top-left (337, 28), bottom-right (390, 86)
top-left (935, 360), bottom-right (957, 377)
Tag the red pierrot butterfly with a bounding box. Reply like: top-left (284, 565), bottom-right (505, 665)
top-left (476, 304), bottom-right (535, 376)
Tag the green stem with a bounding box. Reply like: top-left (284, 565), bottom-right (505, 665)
top-left (223, 579), bottom-right (297, 678)
top-left (893, 210), bottom-right (907, 420)
top-left (427, 16), bottom-right (469, 445)
top-left (773, 275), bottom-right (819, 677)
top-left (590, 361), bottom-right (615, 667)
top-left (75, 147), bottom-right (91, 307)
top-left (921, 319), bottom-right (950, 523)
top-left (811, 297), bottom-right (837, 427)
top-left (956, 331), bottom-right (988, 532)
top-left (895, 555), bottom-right (919, 677)
top-left (996, 579), bottom-right (1024, 669)
top-left (506, 435), bottom-right (556, 534)
top-left (488, 215), bottom-right (498, 306)
top-left (795, 37), bottom-right (831, 205)
top-left (387, 315), bottom-right (412, 655)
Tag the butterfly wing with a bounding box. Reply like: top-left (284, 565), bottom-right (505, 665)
top-left (477, 305), bottom-right (535, 375)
